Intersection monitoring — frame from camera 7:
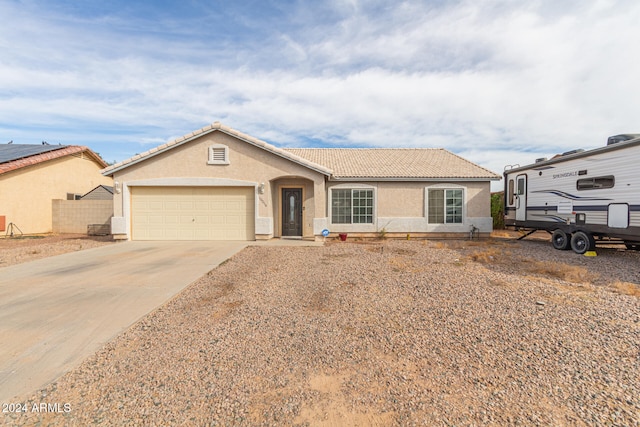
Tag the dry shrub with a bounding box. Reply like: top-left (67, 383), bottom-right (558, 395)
top-left (526, 261), bottom-right (596, 284)
top-left (443, 240), bottom-right (467, 249)
top-left (387, 256), bottom-right (427, 273)
top-left (489, 278), bottom-right (514, 288)
top-left (491, 230), bottom-right (513, 238)
top-left (469, 248), bottom-right (503, 263)
top-left (609, 281), bottom-right (640, 297)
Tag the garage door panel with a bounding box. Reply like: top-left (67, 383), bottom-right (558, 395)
top-left (210, 215), bottom-right (225, 225)
top-left (131, 186), bottom-right (255, 241)
top-left (164, 215), bottom-right (179, 224)
top-left (210, 201), bottom-right (226, 210)
top-left (148, 215), bottom-right (164, 225)
top-left (179, 215), bottom-right (194, 224)
top-left (194, 201), bottom-right (209, 210)
top-left (226, 216), bottom-right (244, 225)
top-left (226, 200), bottom-right (246, 210)
top-left (194, 215), bottom-right (210, 224)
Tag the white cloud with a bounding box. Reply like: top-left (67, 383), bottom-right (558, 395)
top-left (1, 0), bottom-right (639, 191)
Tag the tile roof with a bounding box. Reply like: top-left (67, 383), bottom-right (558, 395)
top-left (284, 148), bottom-right (500, 180)
top-left (0, 145), bottom-right (107, 175)
top-left (102, 122), bottom-right (499, 181)
top-left (0, 144), bottom-right (65, 163)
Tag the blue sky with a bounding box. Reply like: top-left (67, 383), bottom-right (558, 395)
top-left (2, 0), bottom-right (639, 190)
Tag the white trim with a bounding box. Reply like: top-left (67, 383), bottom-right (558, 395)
top-left (329, 182), bottom-right (377, 189)
top-left (111, 216), bottom-right (126, 234)
top-left (376, 217), bottom-right (492, 233)
top-left (313, 217), bottom-right (329, 235)
top-left (424, 184), bottom-right (467, 225)
top-left (327, 183), bottom-right (377, 232)
top-left (126, 177), bottom-right (256, 187)
top-left (424, 183), bottom-right (467, 189)
top-left (121, 177), bottom-right (261, 240)
top-left (255, 217), bottom-right (273, 235)
top-left (329, 177), bottom-right (500, 182)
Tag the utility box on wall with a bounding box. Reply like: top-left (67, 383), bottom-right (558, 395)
top-left (0, 216), bottom-right (5, 232)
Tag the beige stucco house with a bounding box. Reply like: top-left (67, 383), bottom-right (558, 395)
top-left (102, 122), bottom-right (500, 241)
top-left (0, 144), bottom-right (112, 234)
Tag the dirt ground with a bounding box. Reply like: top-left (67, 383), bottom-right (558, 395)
top-left (0, 234), bottom-right (114, 267)
top-left (2, 236), bottom-right (638, 426)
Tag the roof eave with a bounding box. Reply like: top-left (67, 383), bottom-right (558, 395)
top-left (329, 176), bottom-right (501, 182)
top-left (81, 148), bottom-right (108, 169)
top-left (220, 129), bottom-right (332, 176)
top-left (101, 129), bottom-right (217, 176)
top-left (102, 124), bottom-right (332, 177)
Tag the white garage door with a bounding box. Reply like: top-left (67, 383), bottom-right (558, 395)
top-left (131, 186), bottom-right (255, 241)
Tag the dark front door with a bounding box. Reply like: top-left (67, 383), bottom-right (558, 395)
top-left (282, 188), bottom-right (303, 236)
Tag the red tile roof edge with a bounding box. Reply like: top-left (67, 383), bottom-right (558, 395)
top-left (0, 146), bottom-right (107, 175)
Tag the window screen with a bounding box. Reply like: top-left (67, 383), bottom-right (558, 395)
top-left (508, 179), bottom-right (515, 205)
top-left (428, 189), bottom-right (463, 224)
top-left (331, 189), bottom-right (352, 224)
top-left (576, 176), bottom-right (614, 190)
top-left (331, 189), bottom-right (373, 224)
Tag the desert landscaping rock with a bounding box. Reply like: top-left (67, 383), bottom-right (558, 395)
top-left (1, 238), bottom-right (639, 426)
top-left (0, 234), bottom-right (113, 267)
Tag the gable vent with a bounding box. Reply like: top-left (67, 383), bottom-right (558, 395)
top-left (208, 144), bottom-right (229, 165)
top-left (211, 148), bottom-right (225, 161)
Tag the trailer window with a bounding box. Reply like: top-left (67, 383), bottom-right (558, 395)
top-left (576, 176), bottom-right (615, 190)
top-left (517, 178), bottom-right (525, 195)
top-left (508, 179), bottom-right (515, 205)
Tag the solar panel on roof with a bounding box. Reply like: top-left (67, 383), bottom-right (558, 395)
top-left (0, 144), bottom-right (68, 164)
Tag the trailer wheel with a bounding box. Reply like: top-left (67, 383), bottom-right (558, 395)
top-left (551, 230), bottom-right (571, 250)
top-left (570, 231), bottom-right (594, 254)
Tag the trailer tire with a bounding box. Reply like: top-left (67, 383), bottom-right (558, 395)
top-left (551, 230), bottom-right (571, 250)
top-left (570, 231), bottom-right (594, 254)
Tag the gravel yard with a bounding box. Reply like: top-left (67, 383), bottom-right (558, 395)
top-left (0, 234), bottom-right (114, 267)
top-left (2, 238), bottom-right (639, 426)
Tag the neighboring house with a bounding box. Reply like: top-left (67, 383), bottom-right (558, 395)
top-left (102, 122), bottom-right (500, 241)
top-left (81, 185), bottom-right (114, 200)
top-left (0, 144), bottom-right (112, 234)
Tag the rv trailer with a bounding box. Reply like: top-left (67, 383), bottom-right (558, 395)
top-left (504, 134), bottom-right (640, 254)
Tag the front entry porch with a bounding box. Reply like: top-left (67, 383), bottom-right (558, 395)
top-left (281, 187), bottom-right (303, 237)
top-left (271, 177), bottom-right (316, 239)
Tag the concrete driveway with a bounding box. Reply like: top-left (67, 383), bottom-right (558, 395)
top-left (0, 240), bottom-right (249, 402)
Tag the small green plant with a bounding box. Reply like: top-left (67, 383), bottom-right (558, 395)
top-left (378, 228), bottom-right (387, 240)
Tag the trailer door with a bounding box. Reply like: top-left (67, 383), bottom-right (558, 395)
top-left (516, 174), bottom-right (527, 221)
